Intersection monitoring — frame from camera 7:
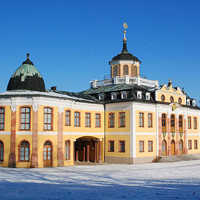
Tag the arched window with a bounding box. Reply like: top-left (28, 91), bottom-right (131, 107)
top-left (113, 65), bottom-right (118, 77)
top-left (19, 141), bottom-right (30, 161)
top-left (179, 115), bottom-right (183, 133)
top-left (162, 140), bottom-right (167, 156)
top-left (65, 140), bottom-right (70, 160)
top-left (171, 114), bottom-right (175, 132)
top-left (0, 141), bottom-right (4, 161)
top-left (123, 65), bottom-right (129, 76)
top-left (43, 141), bottom-right (53, 167)
top-left (178, 98), bottom-right (182, 104)
top-left (170, 96), bottom-right (174, 103)
top-left (162, 113), bottom-right (166, 128)
top-left (161, 95), bottom-right (165, 102)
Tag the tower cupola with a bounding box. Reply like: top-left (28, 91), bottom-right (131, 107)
top-left (7, 53), bottom-right (45, 92)
top-left (110, 23), bottom-right (141, 78)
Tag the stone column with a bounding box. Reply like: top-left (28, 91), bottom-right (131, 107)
top-left (95, 142), bottom-right (97, 163)
top-left (175, 117), bottom-right (179, 155)
top-left (167, 116), bottom-right (171, 156)
top-left (31, 103), bottom-right (39, 168)
top-left (57, 107), bottom-right (64, 167)
top-left (183, 118), bottom-right (188, 154)
top-left (83, 146), bottom-right (86, 162)
top-left (87, 144), bottom-right (90, 162)
top-left (8, 104), bottom-right (17, 168)
top-left (158, 116), bottom-right (162, 156)
top-left (99, 140), bottom-right (102, 162)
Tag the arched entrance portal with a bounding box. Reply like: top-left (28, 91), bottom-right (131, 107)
top-left (75, 137), bottom-right (101, 163)
top-left (171, 140), bottom-right (176, 156)
top-left (43, 141), bottom-right (53, 167)
top-left (161, 140), bottom-right (167, 156)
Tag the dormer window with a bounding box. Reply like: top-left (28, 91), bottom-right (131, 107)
top-left (111, 92), bottom-right (117, 100)
top-left (146, 92), bottom-right (150, 100)
top-left (192, 100), bottom-right (196, 107)
top-left (137, 91), bottom-right (142, 99)
top-left (187, 99), bottom-right (190, 106)
top-left (98, 93), bottom-right (104, 101)
top-left (121, 91), bottom-right (127, 99)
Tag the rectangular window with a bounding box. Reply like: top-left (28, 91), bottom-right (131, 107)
top-left (44, 107), bottom-right (53, 130)
top-left (188, 140), bottom-right (192, 150)
top-left (139, 140), bottom-right (144, 152)
top-left (139, 112), bottom-right (144, 127)
top-left (148, 113), bottom-right (153, 128)
top-left (119, 141), bottom-right (125, 152)
top-left (108, 141), bottom-right (114, 152)
top-left (194, 140), bottom-right (198, 150)
top-left (188, 116), bottom-right (192, 129)
top-left (194, 117), bottom-right (197, 129)
top-left (85, 113), bottom-right (91, 127)
top-left (65, 110), bottom-right (71, 126)
top-left (95, 113), bottom-right (101, 128)
top-left (65, 141), bottom-right (70, 160)
top-left (20, 107), bottom-right (31, 130)
top-left (74, 112), bottom-right (80, 127)
top-left (148, 141), bottom-right (153, 152)
top-left (0, 107), bottom-right (5, 130)
top-left (119, 112), bottom-right (125, 128)
top-left (108, 113), bottom-right (115, 128)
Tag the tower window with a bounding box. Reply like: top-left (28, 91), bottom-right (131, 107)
top-left (113, 65), bottom-right (119, 77)
top-left (123, 65), bottom-right (129, 76)
top-left (178, 98), bottom-right (182, 104)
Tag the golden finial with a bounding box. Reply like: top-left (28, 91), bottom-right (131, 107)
top-left (123, 22), bottom-right (128, 40)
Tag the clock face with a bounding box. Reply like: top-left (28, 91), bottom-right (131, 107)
top-left (123, 22), bottom-right (128, 29)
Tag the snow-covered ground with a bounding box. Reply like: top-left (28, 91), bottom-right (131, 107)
top-left (1, 160), bottom-right (200, 200)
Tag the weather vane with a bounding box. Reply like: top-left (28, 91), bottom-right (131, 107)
top-left (123, 22), bottom-right (128, 40)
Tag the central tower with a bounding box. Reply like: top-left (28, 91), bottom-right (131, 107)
top-left (109, 23), bottom-right (141, 78)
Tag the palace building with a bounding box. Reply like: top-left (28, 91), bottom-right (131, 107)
top-left (0, 25), bottom-right (200, 168)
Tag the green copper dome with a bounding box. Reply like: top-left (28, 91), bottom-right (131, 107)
top-left (7, 54), bottom-right (45, 92)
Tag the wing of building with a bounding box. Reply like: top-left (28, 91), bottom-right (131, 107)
top-left (0, 27), bottom-right (199, 168)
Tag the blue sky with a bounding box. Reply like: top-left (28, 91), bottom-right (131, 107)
top-left (0, 0), bottom-right (200, 101)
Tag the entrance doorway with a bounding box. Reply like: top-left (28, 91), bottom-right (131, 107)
top-left (43, 141), bottom-right (53, 167)
top-left (161, 140), bottom-right (167, 156)
top-left (179, 139), bottom-right (184, 154)
top-left (171, 140), bottom-right (176, 155)
top-left (74, 137), bottom-right (101, 163)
